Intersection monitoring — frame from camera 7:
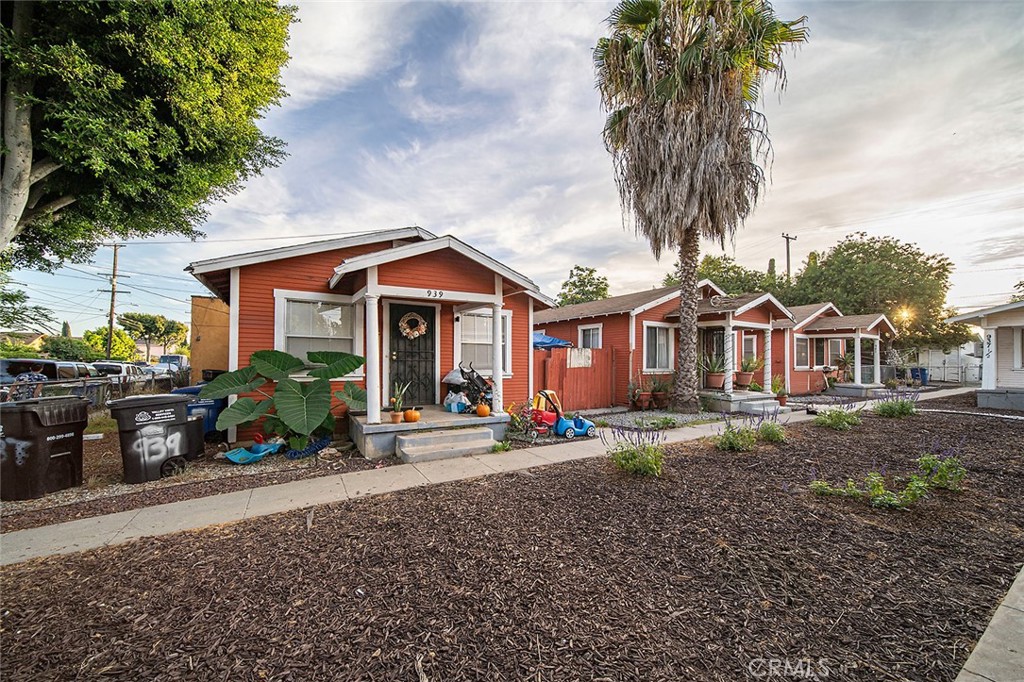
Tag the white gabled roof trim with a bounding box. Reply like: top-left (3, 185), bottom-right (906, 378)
top-left (629, 279), bottom-right (725, 316)
top-left (328, 235), bottom-right (541, 294)
top-left (794, 302), bottom-right (843, 330)
top-left (869, 314), bottom-right (897, 335)
top-left (700, 278), bottom-right (727, 297)
top-left (734, 293), bottom-right (796, 321)
top-left (947, 299), bottom-right (1024, 324)
top-left (186, 227), bottom-right (436, 275)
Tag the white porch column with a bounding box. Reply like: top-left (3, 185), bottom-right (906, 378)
top-left (853, 331), bottom-right (863, 385)
top-left (981, 328), bottom-right (997, 390)
top-left (762, 328), bottom-right (772, 393)
top-left (491, 302), bottom-right (504, 412)
top-left (873, 338), bottom-right (881, 385)
top-left (365, 294), bottom-right (381, 424)
top-left (723, 322), bottom-right (734, 393)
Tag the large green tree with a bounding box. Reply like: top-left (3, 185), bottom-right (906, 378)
top-left (595, 0), bottom-right (806, 409)
top-left (0, 271), bottom-right (55, 333)
top-left (41, 335), bottom-right (99, 362)
top-left (118, 312), bottom-right (166, 361)
top-left (1, 1), bottom-right (294, 269)
top-left (557, 265), bottom-right (611, 306)
top-left (83, 326), bottom-right (137, 361)
top-left (787, 233), bottom-right (974, 350)
top-left (663, 254), bottom-right (784, 294)
top-left (1011, 280), bottom-right (1024, 303)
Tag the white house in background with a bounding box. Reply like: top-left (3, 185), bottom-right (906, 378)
top-left (947, 300), bottom-right (1024, 410)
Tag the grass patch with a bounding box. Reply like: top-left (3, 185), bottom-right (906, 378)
top-left (85, 414), bottom-right (119, 435)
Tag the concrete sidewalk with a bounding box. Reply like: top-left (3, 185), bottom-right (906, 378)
top-left (0, 386), bottom-right (973, 567)
top-left (956, 565), bottom-right (1024, 682)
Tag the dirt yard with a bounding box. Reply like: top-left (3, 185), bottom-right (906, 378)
top-left (1, 410), bottom-right (1021, 681)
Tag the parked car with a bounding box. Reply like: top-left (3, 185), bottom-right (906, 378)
top-left (142, 362), bottom-right (179, 377)
top-left (93, 361), bottom-right (147, 385)
top-left (158, 354), bottom-right (190, 370)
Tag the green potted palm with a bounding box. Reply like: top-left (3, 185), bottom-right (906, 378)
top-left (701, 354), bottom-right (727, 389)
top-left (770, 374), bottom-right (788, 406)
top-left (736, 356), bottom-right (764, 389)
top-left (636, 374), bottom-right (653, 410)
top-left (651, 376), bottom-right (672, 409)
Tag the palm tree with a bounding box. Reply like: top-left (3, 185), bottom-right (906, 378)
top-left (595, 0), bottom-right (806, 410)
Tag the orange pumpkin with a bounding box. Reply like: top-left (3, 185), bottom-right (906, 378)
top-left (476, 403), bottom-right (491, 417)
top-left (403, 409), bottom-right (421, 423)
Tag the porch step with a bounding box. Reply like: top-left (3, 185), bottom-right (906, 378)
top-left (396, 427), bottom-right (496, 464)
top-left (737, 399), bottom-right (792, 416)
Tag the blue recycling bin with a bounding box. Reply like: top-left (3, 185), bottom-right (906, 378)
top-left (171, 386), bottom-right (227, 441)
top-left (909, 367), bottom-right (930, 386)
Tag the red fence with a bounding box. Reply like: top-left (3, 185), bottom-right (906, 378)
top-left (533, 348), bottom-right (614, 411)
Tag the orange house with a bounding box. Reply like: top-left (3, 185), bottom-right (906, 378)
top-left (187, 227), bottom-right (552, 446)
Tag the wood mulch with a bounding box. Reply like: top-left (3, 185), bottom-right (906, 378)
top-left (1, 436), bottom-right (395, 534)
top-left (1, 411), bottom-right (1021, 681)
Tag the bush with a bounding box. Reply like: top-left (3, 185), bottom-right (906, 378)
top-left (814, 407), bottom-right (862, 431)
top-left (917, 454), bottom-right (967, 490)
top-left (491, 440), bottom-right (512, 453)
top-left (810, 471), bottom-right (931, 509)
top-left (875, 399), bottom-right (917, 418)
top-left (715, 423), bottom-right (757, 451)
top-left (757, 421), bottom-right (786, 443)
top-left (602, 426), bottom-right (665, 477)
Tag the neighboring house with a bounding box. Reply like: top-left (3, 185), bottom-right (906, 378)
top-left (947, 300), bottom-right (1024, 410)
top-left (0, 331), bottom-right (46, 350)
top-left (187, 227), bottom-right (553, 442)
top-left (189, 295), bottom-right (230, 385)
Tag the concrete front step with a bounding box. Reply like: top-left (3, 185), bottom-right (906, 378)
top-left (737, 399), bottom-right (792, 415)
top-left (396, 427), bottom-right (497, 463)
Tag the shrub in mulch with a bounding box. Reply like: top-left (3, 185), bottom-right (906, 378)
top-left (1, 412), bottom-right (1022, 681)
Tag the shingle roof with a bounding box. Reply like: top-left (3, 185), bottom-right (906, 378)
top-left (803, 314), bottom-right (893, 332)
top-left (773, 303), bottom-right (839, 329)
top-left (694, 292), bottom-right (767, 315)
top-left (534, 286), bottom-right (677, 324)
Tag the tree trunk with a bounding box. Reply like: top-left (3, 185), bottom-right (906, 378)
top-left (670, 228), bottom-right (701, 412)
top-left (0, 3), bottom-right (35, 249)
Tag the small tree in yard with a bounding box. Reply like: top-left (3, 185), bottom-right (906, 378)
top-left (41, 335), bottom-right (98, 362)
top-left (83, 326), bottom-right (137, 361)
top-left (557, 265), bottom-right (611, 306)
top-left (200, 350), bottom-right (368, 452)
top-left (118, 312), bottom-right (166, 361)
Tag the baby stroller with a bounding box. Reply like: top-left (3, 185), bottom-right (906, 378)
top-left (459, 362), bottom-right (492, 408)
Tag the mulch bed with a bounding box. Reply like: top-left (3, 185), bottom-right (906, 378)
top-left (2, 411), bottom-right (1022, 681)
top-left (0, 437), bottom-right (394, 534)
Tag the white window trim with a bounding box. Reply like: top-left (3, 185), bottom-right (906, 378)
top-left (272, 288), bottom-right (364, 379)
top-left (578, 323), bottom-right (603, 350)
top-left (642, 321), bottom-right (675, 374)
top-left (795, 335), bottom-right (811, 370)
top-left (1014, 327), bottom-right (1023, 370)
top-left (741, 333), bottom-right (757, 360)
top-left (454, 308), bottom-right (513, 378)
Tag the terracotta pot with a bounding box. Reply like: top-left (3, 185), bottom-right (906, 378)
top-left (652, 391), bottom-right (668, 409)
top-left (476, 403), bottom-right (491, 417)
top-left (735, 371), bottom-right (754, 388)
top-left (777, 395), bottom-right (788, 406)
top-left (403, 409), bottom-right (421, 423)
top-left (637, 392), bottom-right (653, 410)
top-left (705, 373), bottom-right (726, 390)
top-left (390, 411), bottom-right (404, 424)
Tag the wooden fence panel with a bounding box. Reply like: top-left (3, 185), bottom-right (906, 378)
top-left (532, 348), bottom-right (613, 411)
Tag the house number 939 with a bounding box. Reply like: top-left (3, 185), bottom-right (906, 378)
top-left (426, 289), bottom-right (445, 298)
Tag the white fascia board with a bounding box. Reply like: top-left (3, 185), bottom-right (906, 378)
top-left (187, 226), bottom-right (436, 275)
top-left (792, 303), bottom-right (843, 330)
top-left (734, 293), bottom-right (795, 321)
top-left (329, 235), bottom-right (540, 293)
top-left (947, 300), bottom-right (1024, 324)
top-left (698, 279), bottom-right (726, 296)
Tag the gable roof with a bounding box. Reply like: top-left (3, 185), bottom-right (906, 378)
top-left (327, 235), bottom-right (546, 302)
top-left (947, 299), bottom-right (1024, 324)
top-left (186, 226), bottom-right (436, 275)
top-left (534, 280), bottom-right (723, 325)
top-left (775, 302), bottom-right (843, 329)
top-left (803, 313), bottom-right (897, 336)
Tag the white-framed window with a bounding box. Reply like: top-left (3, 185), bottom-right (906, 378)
top-left (1014, 327), bottom-right (1023, 370)
top-left (643, 322), bottom-right (674, 372)
top-left (795, 337), bottom-right (809, 368)
top-left (742, 334), bottom-right (757, 361)
top-left (456, 309), bottom-right (512, 377)
top-left (273, 289), bottom-right (363, 377)
top-left (578, 323), bottom-right (603, 349)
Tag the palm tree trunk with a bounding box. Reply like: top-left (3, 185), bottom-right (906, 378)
top-left (671, 228), bottom-right (701, 412)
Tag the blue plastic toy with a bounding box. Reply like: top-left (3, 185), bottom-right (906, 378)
top-left (530, 390), bottom-right (597, 439)
top-left (225, 442), bottom-right (283, 465)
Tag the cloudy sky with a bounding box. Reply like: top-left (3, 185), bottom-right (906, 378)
top-left (18, 0), bottom-right (1024, 336)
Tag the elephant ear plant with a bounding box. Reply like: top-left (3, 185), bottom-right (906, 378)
top-left (199, 350), bottom-right (368, 451)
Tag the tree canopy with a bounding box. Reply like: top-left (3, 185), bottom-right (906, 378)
top-left (83, 326), bottom-right (138, 361)
top-left (0, 272), bottom-right (55, 333)
top-left (1, 1), bottom-right (295, 270)
top-left (595, 0), bottom-right (806, 410)
top-left (118, 312), bottom-right (186, 360)
top-left (41, 335), bottom-right (99, 362)
top-left (664, 254), bottom-right (782, 294)
top-left (1011, 280), bottom-right (1024, 303)
top-left (557, 265), bottom-right (611, 306)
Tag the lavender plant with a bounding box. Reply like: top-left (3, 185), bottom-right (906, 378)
top-left (874, 387), bottom-right (921, 418)
top-left (601, 425), bottom-right (665, 476)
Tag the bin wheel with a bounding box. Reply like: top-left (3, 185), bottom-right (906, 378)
top-left (160, 456), bottom-right (187, 478)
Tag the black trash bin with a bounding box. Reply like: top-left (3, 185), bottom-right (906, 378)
top-left (186, 415), bottom-right (204, 461)
top-left (108, 394), bottom-right (194, 483)
top-left (0, 396), bottom-right (89, 501)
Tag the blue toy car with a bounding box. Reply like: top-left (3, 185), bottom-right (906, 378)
top-left (530, 390), bottom-right (597, 439)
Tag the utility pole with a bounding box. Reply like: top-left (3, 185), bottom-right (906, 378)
top-left (99, 244), bottom-right (129, 359)
top-left (781, 233), bottom-right (797, 281)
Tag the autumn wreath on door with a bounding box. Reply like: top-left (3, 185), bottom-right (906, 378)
top-left (399, 311), bottom-right (428, 340)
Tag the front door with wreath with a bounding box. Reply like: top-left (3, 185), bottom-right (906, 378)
top-left (389, 303), bottom-right (436, 405)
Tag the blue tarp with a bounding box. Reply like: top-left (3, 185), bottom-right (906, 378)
top-left (533, 332), bottom-right (572, 349)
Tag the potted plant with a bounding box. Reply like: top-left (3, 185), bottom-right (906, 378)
top-left (199, 349), bottom-right (367, 455)
top-left (651, 377), bottom-right (672, 409)
top-left (627, 379), bottom-right (641, 409)
top-left (701, 354), bottom-right (727, 389)
top-left (636, 375), bottom-right (653, 410)
top-left (834, 352), bottom-right (853, 382)
top-left (770, 374), bottom-right (788, 406)
top-left (735, 356), bottom-right (763, 389)
top-left (390, 381), bottom-right (411, 423)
